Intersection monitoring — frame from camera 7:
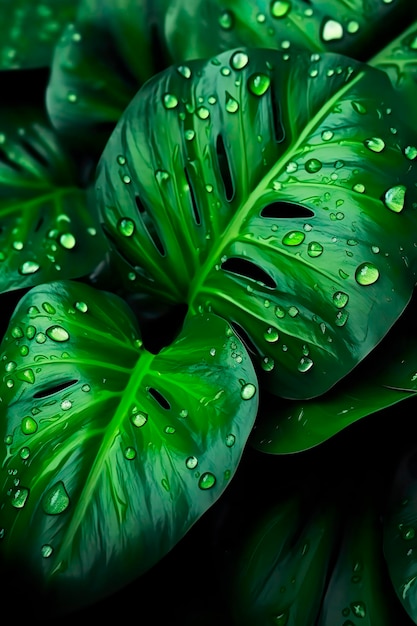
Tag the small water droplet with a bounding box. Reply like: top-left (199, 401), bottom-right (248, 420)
top-left (117, 217), bottom-right (135, 237)
top-left (298, 357), bottom-right (313, 372)
top-left (264, 327), bottom-right (279, 342)
top-left (405, 145), bottom-right (417, 160)
top-left (162, 93), bottom-right (179, 109)
top-left (273, 610), bottom-right (289, 625)
top-left (240, 382), bottom-right (257, 400)
top-left (307, 241), bottom-right (323, 257)
top-left (347, 20), bottom-right (360, 33)
top-left (61, 399), bottom-right (72, 411)
top-left (130, 409), bottom-right (148, 428)
top-left (42, 481), bottom-right (70, 515)
top-left (384, 184), bottom-right (406, 213)
top-left (321, 19), bottom-right (344, 41)
top-left (122, 174), bottom-right (131, 184)
top-left (197, 106), bottom-right (210, 120)
top-left (350, 602), bottom-right (366, 618)
top-left (364, 137), bottom-right (385, 152)
top-left (17, 368), bottom-right (35, 384)
top-left (270, 0), bottom-right (291, 18)
top-left (321, 130), bottom-right (334, 141)
top-left (75, 301), bottom-right (88, 313)
top-left (81, 383), bottom-right (91, 392)
top-left (230, 51), bottom-right (249, 70)
top-left (117, 154), bottom-right (127, 165)
top-left (180, 409), bottom-right (189, 418)
top-left (288, 306), bottom-right (299, 317)
top-left (164, 426), bottom-right (176, 434)
top-left (225, 434), bottom-right (236, 447)
top-left (21, 416), bottom-right (37, 434)
top-left (355, 262), bottom-right (379, 285)
top-left (185, 129), bottom-right (195, 141)
top-left (352, 101), bottom-right (367, 114)
top-left (219, 9), bottom-right (234, 29)
top-left (261, 356), bottom-right (275, 371)
top-left (353, 183), bottom-right (365, 193)
top-left (41, 544), bottom-right (53, 558)
top-left (248, 73), bottom-right (271, 96)
top-left (225, 92), bottom-right (239, 113)
top-left (12, 487), bottom-right (29, 509)
top-left (209, 348), bottom-right (216, 357)
top-left (176, 65), bottom-right (191, 78)
top-left (333, 291), bottom-right (349, 308)
top-left (124, 446), bottom-right (137, 460)
top-left (19, 261), bottom-right (40, 275)
top-left (35, 332), bottom-right (46, 344)
top-left (198, 472), bottom-right (216, 490)
top-left (286, 161), bottom-right (298, 173)
top-left (5, 360), bottom-right (16, 372)
top-left (11, 326), bottom-right (24, 338)
top-left (67, 91), bottom-right (77, 103)
top-left (186, 456), bottom-right (198, 469)
top-left (46, 325), bottom-right (69, 342)
top-left (275, 306), bottom-right (285, 318)
top-left (59, 233), bottom-right (76, 249)
top-left (282, 231), bottom-right (305, 246)
top-left (402, 527), bottom-right (415, 540)
top-left (305, 158), bottom-right (322, 173)
top-left (335, 310), bottom-right (349, 327)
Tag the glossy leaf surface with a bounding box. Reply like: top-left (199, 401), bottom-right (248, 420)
top-left (0, 280), bottom-right (258, 614)
top-left (251, 299), bottom-right (417, 453)
top-left (0, 0), bottom-right (77, 70)
top-left (97, 48), bottom-right (417, 399)
top-left (0, 105), bottom-right (106, 292)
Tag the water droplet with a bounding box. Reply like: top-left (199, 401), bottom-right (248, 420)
top-left (197, 106), bottom-right (210, 120)
top-left (42, 481), bottom-right (70, 514)
top-left (275, 306), bottom-right (285, 318)
top-left (5, 360), bottom-right (16, 372)
top-left (6, 379), bottom-right (14, 388)
top-left (298, 357), bottom-right (313, 372)
top-left (122, 174), bottom-right (131, 184)
top-left (230, 51), bottom-right (249, 70)
top-left (353, 183), bottom-right (365, 193)
top-left (350, 602), bottom-right (366, 618)
top-left (221, 66), bottom-right (231, 76)
top-left (61, 399), bottom-right (72, 411)
top-left (347, 20), bottom-right (360, 33)
top-left (305, 158), bottom-right (322, 173)
top-left (335, 310), bottom-right (349, 326)
top-left (364, 137), bottom-right (385, 152)
top-left (286, 161), bottom-right (298, 173)
top-left (355, 262), bottom-right (379, 285)
top-left (162, 93), bottom-right (179, 109)
top-left (185, 456), bottom-right (198, 470)
top-left (45, 325), bottom-right (69, 342)
top-left (248, 73), bottom-right (271, 96)
top-left (339, 269), bottom-right (349, 279)
top-left (321, 19), bottom-right (344, 41)
top-left (41, 544), bottom-right (53, 558)
top-left (67, 91), bottom-right (77, 103)
top-left (176, 65), bottom-right (191, 78)
top-left (240, 382), bottom-right (257, 400)
top-left (209, 348), bottom-right (216, 357)
top-left (117, 217), bottom-right (136, 237)
top-left (21, 416), bottom-right (37, 434)
top-left (59, 233), bottom-right (76, 249)
top-left (219, 9), bottom-right (234, 29)
top-left (198, 472), bottom-right (216, 490)
top-left (42, 302), bottom-right (56, 315)
top-left (402, 527), bottom-right (415, 540)
top-left (13, 240), bottom-right (24, 251)
top-left (273, 610), bottom-right (289, 625)
top-left (270, 0), bottom-right (291, 18)
top-left (333, 291), bottom-right (349, 308)
top-left (124, 446), bottom-right (137, 460)
top-left (35, 332), bottom-right (46, 344)
top-left (404, 145), bottom-right (417, 160)
top-left (4, 434), bottom-right (13, 445)
top-left (264, 327), bottom-right (279, 342)
top-left (17, 368), bottom-right (35, 384)
top-left (384, 184), bottom-right (406, 213)
top-left (19, 261), bottom-right (40, 275)
top-left (117, 154), bottom-right (127, 165)
top-left (180, 409), bottom-right (189, 418)
top-left (307, 241), bottom-right (323, 257)
top-left (288, 306), bottom-right (299, 317)
top-left (321, 130), bottom-right (334, 141)
top-left (74, 301), bottom-right (88, 314)
top-left (282, 231), bottom-right (305, 246)
top-left (12, 487), bottom-right (29, 508)
top-left (225, 434), bottom-right (236, 447)
top-left (164, 426), bottom-right (176, 434)
top-left (185, 129), bottom-right (195, 141)
top-left (81, 383), bottom-right (91, 393)
top-left (261, 356), bottom-right (275, 372)
top-left (309, 68), bottom-right (318, 78)
top-left (352, 101), bottom-right (367, 114)
top-left (11, 326), bottom-right (24, 338)
top-left (130, 408), bottom-right (148, 428)
top-left (223, 90), bottom-right (239, 114)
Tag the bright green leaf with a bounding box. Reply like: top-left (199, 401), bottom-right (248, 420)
top-left (0, 0), bottom-right (78, 70)
top-left (0, 280), bottom-right (258, 614)
top-left (96, 48), bottom-right (417, 399)
top-left (0, 105), bottom-right (106, 292)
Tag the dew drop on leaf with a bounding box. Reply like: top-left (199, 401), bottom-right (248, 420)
top-left (282, 231), bottom-right (305, 246)
top-left (122, 174), bottom-right (131, 184)
top-left (347, 20), bottom-right (360, 33)
top-left (59, 233), bottom-right (76, 249)
top-left (5, 361), bottom-right (16, 372)
top-left (273, 610), bottom-right (289, 625)
top-left (353, 183), bottom-right (365, 193)
top-left (275, 306), bottom-right (286, 318)
top-left (197, 106), bottom-right (210, 119)
top-left (46, 325), bottom-right (70, 342)
top-left (321, 130), bottom-right (333, 141)
top-left (117, 217), bottom-right (135, 237)
top-left (75, 301), bottom-right (88, 313)
top-left (355, 262), bottom-right (379, 285)
top-left (19, 261), bottom-right (40, 275)
top-left (17, 369), bottom-right (35, 384)
top-left (383, 184), bottom-right (406, 213)
top-left (247, 73), bottom-right (271, 96)
top-left (225, 434), bottom-right (236, 447)
top-left (162, 93), bottom-right (179, 109)
top-left (240, 382), bottom-right (257, 400)
top-left (230, 51), bottom-right (249, 70)
top-left (307, 241), bottom-right (323, 257)
top-left (262, 356), bottom-right (275, 371)
top-left (130, 409), bottom-right (148, 428)
top-left (305, 158), bottom-right (322, 173)
top-left (42, 481), bottom-right (70, 515)
top-left (364, 137), bottom-right (385, 152)
top-left (117, 154), bottom-right (127, 165)
top-left (11, 487), bottom-right (29, 509)
top-left (41, 544), bottom-right (53, 558)
top-left (19, 447), bottom-right (30, 460)
top-left (176, 65), bottom-right (192, 78)
top-left (124, 447), bottom-right (137, 460)
top-left (198, 472), bottom-right (216, 490)
top-left (298, 357), bottom-right (313, 372)
top-left (61, 399), bottom-right (72, 411)
top-left (36, 332), bottom-right (46, 343)
top-left (264, 327), bottom-right (279, 342)
top-left (288, 306), bottom-right (299, 317)
top-left (352, 101), bottom-right (367, 114)
top-left (186, 456), bottom-right (198, 469)
top-left (164, 426), bottom-right (176, 434)
top-left (11, 326), bottom-right (24, 338)
top-left (270, 0), bottom-right (291, 18)
top-left (218, 9), bottom-right (234, 29)
top-left (21, 416), bottom-right (38, 434)
top-left (335, 310), bottom-right (349, 327)
top-left (185, 129), bottom-right (195, 141)
top-left (321, 19), bottom-right (344, 41)
top-left (333, 291), bottom-right (349, 308)
top-left (350, 602), bottom-right (366, 618)
top-left (402, 526), bottom-right (415, 540)
top-left (225, 92), bottom-right (239, 113)
top-left (405, 145), bottom-right (417, 160)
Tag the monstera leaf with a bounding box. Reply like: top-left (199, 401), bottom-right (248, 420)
top-left (0, 103), bottom-right (106, 292)
top-left (251, 295), bottom-right (417, 453)
top-left (0, 280), bottom-right (258, 614)
top-left (0, 0), bottom-right (78, 70)
top-left (46, 0), bottom-right (414, 144)
top-left (96, 48), bottom-right (417, 399)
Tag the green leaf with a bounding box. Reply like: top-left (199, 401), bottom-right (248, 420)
top-left (384, 448), bottom-right (417, 624)
top-left (96, 48), bottom-right (417, 399)
top-left (0, 280), bottom-right (258, 614)
top-left (251, 296), bottom-right (417, 453)
top-left (0, 0), bottom-right (78, 70)
top-left (0, 105), bottom-right (106, 292)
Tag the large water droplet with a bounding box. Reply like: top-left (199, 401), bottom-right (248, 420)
top-left (21, 416), bottom-right (38, 434)
top-left (46, 325), bottom-right (70, 342)
top-left (59, 233), bottom-right (76, 249)
top-left (307, 241), bottom-right (323, 257)
top-left (282, 231), bottom-right (305, 246)
top-left (364, 137), bottom-right (385, 153)
top-left (130, 409), bottom-right (148, 428)
top-left (197, 106), bottom-right (210, 120)
top-left (270, 0), bottom-right (291, 17)
top-left (298, 357), bottom-right (313, 372)
top-left (219, 9), bottom-right (234, 29)
top-left (355, 262), bottom-right (379, 285)
top-left (162, 93), bottom-right (179, 109)
top-left (61, 399), bottom-right (72, 411)
top-left (230, 51), bottom-right (249, 69)
top-left (42, 481), bottom-right (70, 514)
top-left (12, 487), bottom-right (29, 509)
top-left (186, 456), bottom-right (198, 469)
top-left (333, 291), bottom-right (349, 308)
top-left (124, 446), bottom-right (137, 460)
top-left (240, 382), bottom-right (257, 400)
top-left (384, 184), bottom-right (406, 213)
top-left (321, 19), bottom-right (344, 41)
top-left (19, 261), bottom-right (40, 275)
top-left (248, 73), bottom-right (271, 96)
top-left (264, 327), bottom-right (279, 343)
top-left (117, 217), bottom-right (135, 237)
top-left (198, 472), bottom-right (216, 490)
top-left (305, 158), bottom-right (322, 173)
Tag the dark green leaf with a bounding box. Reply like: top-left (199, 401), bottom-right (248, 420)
top-left (0, 0), bottom-right (78, 70)
top-left (0, 105), bottom-right (106, 292)
top-left (96, 48), bottom-right (417, 399)
top-left (0, 280), bottom-right (258, 614)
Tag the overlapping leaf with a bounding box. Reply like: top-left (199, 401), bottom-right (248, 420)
top-left (0, 280), bottom-right (258, 614)
top-left (96, 48), bottom-right (417, 399)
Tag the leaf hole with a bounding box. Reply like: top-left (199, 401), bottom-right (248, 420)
top-left (261, 202), bottom-right (315, 219)
top-left (216, 135), bottom-right (234, 201)
top-left (231, 322), bottom-right (258, 356)
top-left (33, 379), bottom-right (78, 399)
top-left (184, 168), bottom-right (201, 225)
top-left (34, 216), bottom-right (44, 232)
top-left (222, 257), bottom-right (277, 289)
top-left (148, 387), bottom-right (171, 410)
top-left (135, 195), bottom-right (166, 256)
